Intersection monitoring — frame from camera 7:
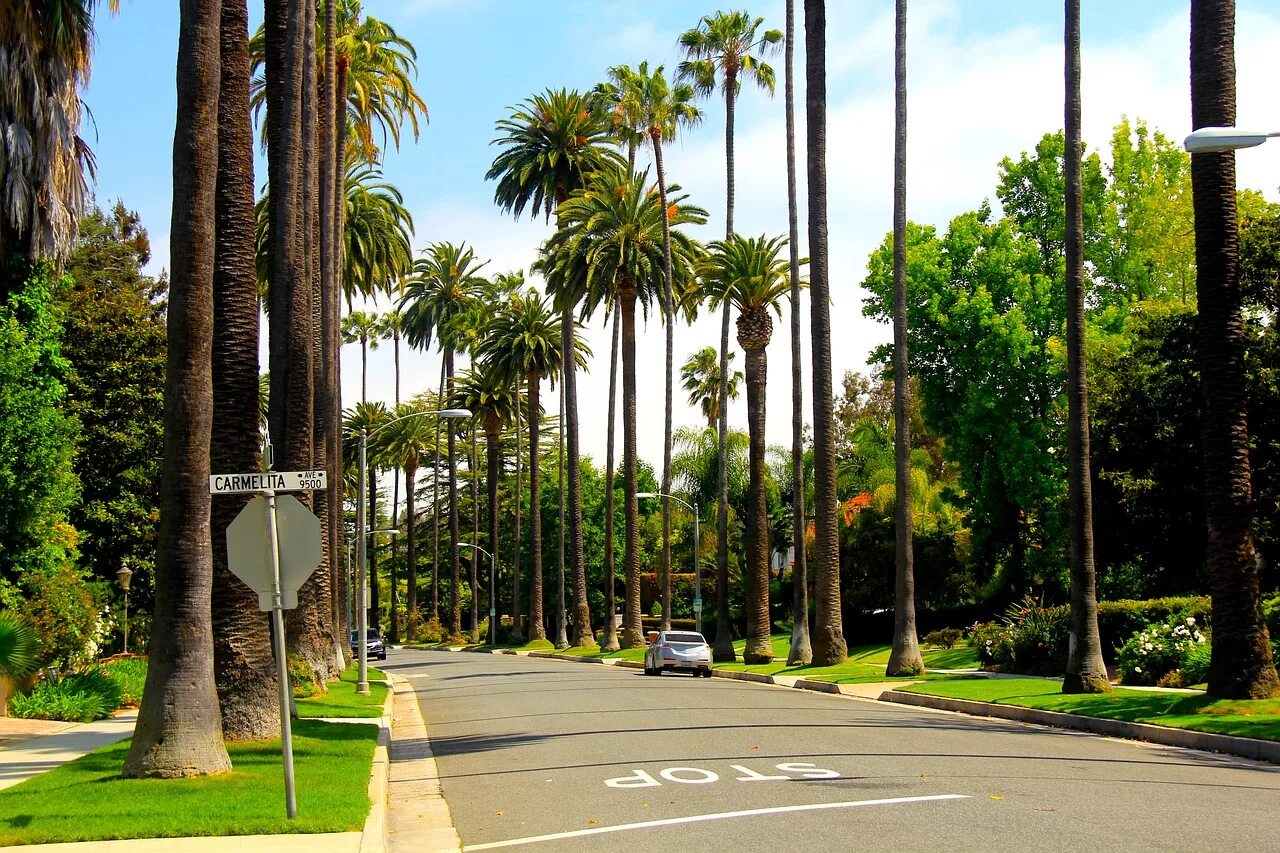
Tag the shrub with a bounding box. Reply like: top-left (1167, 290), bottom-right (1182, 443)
top-left (9, 670), bottom-right (122, 723)
top-left (0, 612), bottom-right (38, 678)
top-left (287, 653), bottom-right (321, 698)
top-left (1180, 641), bottom-right (1212, 686)
top-left (416, 616), bottom-right (446, 644)
top-left (1116, 614), bottom-right (1207, 686)
top-left (969, 621), bottom-right (1013, 668)
top-left (922, 628), bottom-right (962, 649)
top-left (102, 656), bottom-right (147, 707)
top-left (494, 617), bottom-right (521, 646)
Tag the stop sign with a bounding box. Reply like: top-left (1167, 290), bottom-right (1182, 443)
top-left (225, 494), bottom-right (323, 610)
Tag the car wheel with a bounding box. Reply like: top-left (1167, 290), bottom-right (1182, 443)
top-left (702, 669), bottom-right (713, 678)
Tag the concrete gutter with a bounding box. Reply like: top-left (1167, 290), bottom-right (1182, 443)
top-left (385, 674), bottom-right (461, 853)
top-left (881, 689), bottom-right (1280, 764)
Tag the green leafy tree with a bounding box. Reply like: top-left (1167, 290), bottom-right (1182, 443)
top-left (681, 346), bottom-right (743, 432)
top-left (59, 204), bottom-right (165, 613)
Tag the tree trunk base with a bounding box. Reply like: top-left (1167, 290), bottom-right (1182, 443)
top-left (886, 648), bottom-right (924, 677)
top-left (620, 627), bottom-right (645, 649)
top-left (811, 625), bottom-right (847, 666)
top-left (601, 633), bottom-right (620, 653)
top-left (1061, 673), bottom-right (1113, 694)
top-left (787, 625), bottom-right (813, 666)
top-left (743, 645), bottom-right (774, 665)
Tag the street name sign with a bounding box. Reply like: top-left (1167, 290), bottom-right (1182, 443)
top-left (209, 470), bottom-right (327, 494)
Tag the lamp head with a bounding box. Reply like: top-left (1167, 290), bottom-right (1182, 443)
top-left (436, 408), bottom-right (472, 419)
top-left (635, 492), bottom-right (658, 499)
top-left (116, 563), bottom-right (133, 592)
top-left (1184, 127), bottom-right (1277, 153)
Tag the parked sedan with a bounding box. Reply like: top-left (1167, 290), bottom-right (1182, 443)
top-left (644, 631), bottom-right (713, 677)
top-left (350, 628), bottom-right (386, 661)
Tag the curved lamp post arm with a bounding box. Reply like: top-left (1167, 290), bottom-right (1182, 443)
top-left (636, 492), bottom-right (702, 634)
top-left (457, 542), bottom-right (497, 646)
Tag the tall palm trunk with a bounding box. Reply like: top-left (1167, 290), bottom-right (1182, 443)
top-left (601, 311), bottom-right (621, 652)
top-left (784, 0), bottom-right (812, 667)
top-left (512, 379), bottom-right (524, 641)
top-left (368, 466), bottom-right (380, 629)
top-left (653, 134), bottom-right (676, 635)
top-left (713, 64), bottom-right (740, 664)
top-left (431, 359), bottom-right (445, 624)
top-left (1061, 0), bottom-right (1110, 694)
top-left (527, 370), bottom-right (547, 641)
top-left (470, 424), bottom-right (480, 643)
top-left (123, 0), bottom-right (231, 778)
top-left (1189, 0), bottom-right (1280, 699)
top-left (564, 306), bottom-right (593, 647)
top-left (887, 0), bottom-right (924, 677)
top-left (485, 411), bottom-right (502, 644)
top-left (805, 0), bottom-right (847, 666)
top-left (389, 324), bottom-right (401, 634)
top-left (212, 0), bottom-right (278, 741)
top-left (405, 463), bottom-right (419, 631)
top-left (620, 284), bottom-right (645, 648)
top-left (740, 317), bottom-right (773, 664)
top-left (556, 376), bottom-right (568, 648)
top-left (447, 349), bottom-right (462, 638)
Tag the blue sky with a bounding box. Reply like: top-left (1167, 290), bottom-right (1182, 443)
top-left (83, 1), bottom-right (1280, 469)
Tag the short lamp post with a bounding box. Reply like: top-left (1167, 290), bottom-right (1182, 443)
top-left (116, 562), bottom-right (133, 655)
top-left (357, 408), bottom-right (470, 695)
top-left (636, 492), bottom-right (701, 634)
top-left (456, 542), bottom-right (496, 646)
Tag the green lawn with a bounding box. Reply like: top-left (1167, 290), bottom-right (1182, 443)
top-left (294, 664), bottom-right (387, 718)
top-left (706, 637), bottom-right (977, 683)
top-left (898, 677), bottom-right (1280, 742)
top-left (0, 720), bottom-right (377, 846)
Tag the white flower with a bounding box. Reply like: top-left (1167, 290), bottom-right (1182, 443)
top-left (1186, 617), bottom-right (1196, 626)
top-left (1144, 642), bottom-right (1154, 651)
top-left (1134, 666), bottom-right (1143, 673)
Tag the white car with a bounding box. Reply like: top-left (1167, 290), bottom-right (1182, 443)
top-left (644, 631), bottom-right (713, 677)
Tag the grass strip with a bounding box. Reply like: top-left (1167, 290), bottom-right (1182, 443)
top-left (0, 720), bottom-right (377, 846)
top-left (294, 664), bottom-right (387, 719)
top-left (896, 677), bottom-right (1280, 742)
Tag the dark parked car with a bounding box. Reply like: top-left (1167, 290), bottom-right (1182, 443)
top-left (350, 628), bottom-right (386, 661)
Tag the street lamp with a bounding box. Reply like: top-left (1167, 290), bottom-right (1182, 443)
top-left (636, 492), bottom-right (701, 634)
top-left (348, 529), bottom-right (398, 632)
top-left (116, 562), bottom-right (133, 655)
top-left (456, 542), bottom-right (496, 645)
top-left (357, 408), bottom-right (470, 694)
top-left (1184, 126), bottom-right (1279, 153)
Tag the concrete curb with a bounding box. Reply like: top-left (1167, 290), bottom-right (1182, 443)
top-left (385, 674), bottom-right (461, 853)
top-left (880, 690), bottom-right (1280, 764)
top-left (357, 681), bottom-right (395, 853)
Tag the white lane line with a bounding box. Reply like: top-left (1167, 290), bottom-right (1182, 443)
top-left (463, 793), bottom-right (970, 850)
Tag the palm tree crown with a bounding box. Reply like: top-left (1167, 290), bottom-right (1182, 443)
top-left (486, 88), bottom-right (626, 218)
top-left (682, 345), bottom-right (743, 429)
top-left (399, 241), bottom-right (487, 353)
top-left (701, 233), bottom-right (798, 338)
top-left (677, 11), bottom-right (782, 99)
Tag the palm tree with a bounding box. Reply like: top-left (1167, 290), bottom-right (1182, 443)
top-left (885, 0), bottom-right (924, 678)
top-left (1188, 0), bottom-right (1280, 699)
top-left (344, 401), bottom-right (388, 631)
top-left (1059, 0), bottom-right (1109, 694)
top-left (478, 292), bottom-right (562, 642)
top-left (123, 0), bottom-right (231, 779)
top-left (700, 234), bottom-right (796, 664)
top-left (401, 241), bottom-right (486, 638)
top-left (681, 346), bottom-right (743, 430)
top-left (804, 0), bottom-right (846, 666)
top-left (377, 307), bottom-right (405, 598)
top-left (601, 308), bottom-right (622, 652)
top-left (450, 366), bottom-right (520, 642)
top-left (542, 167), bottom-right (706, 648)
top-left (782, 0), bottom-right (812, 668)
top-left (677, 9), bottom-right (781, 662)
top-left (341, 310), bottom-right (381, 403)
top-left (379, 401), bottom-right (439, 641)
top-left (590, 64), bottom-right (646, 170)
top-left (0, 0), bottom-right (111, 264)
top-left (487, 88), bottom-right (624, 648)
top-left (211, 0), bottom-right (278, 742)
top-left (612, 62), bottom-right (702, 633)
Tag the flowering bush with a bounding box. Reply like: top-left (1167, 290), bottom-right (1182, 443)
top-left (968, 597), bottom-right (1069, 675)
top-left (969, 621), bottom-right (1013, 668)
top-left (1116, 615), bottom-right (1207, 686)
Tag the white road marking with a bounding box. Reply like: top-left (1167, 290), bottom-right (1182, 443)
top-left (463, 793), bottom-right (970, 850)
top-left (405, 673), bottom-right (431, 679)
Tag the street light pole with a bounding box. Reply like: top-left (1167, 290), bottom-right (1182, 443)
top-left (636, 492), bottom-right (700, 634)
top-left (116, 562), bottom-right (133, 655)
top-left (457, 542), bottom-right (496, 645)
top-left (356, 408), bottom-right (470, 695)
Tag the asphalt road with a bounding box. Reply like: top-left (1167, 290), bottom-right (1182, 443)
top-left (384, 648), bottom-right (1280, 852)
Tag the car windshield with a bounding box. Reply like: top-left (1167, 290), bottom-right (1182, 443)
top-left (350, 630), bottom-right (380, 641)
top-left (664, 633), bottom-right (705, 645)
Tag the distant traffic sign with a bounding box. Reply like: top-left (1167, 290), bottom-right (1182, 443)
top-left (209, 470), bottom-right (327, 494)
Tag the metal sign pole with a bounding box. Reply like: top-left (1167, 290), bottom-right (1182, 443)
top-left (356, 429), bottom-right (370, 695)
top-left (265, 488), bottom-right (298, 820)
top-left (694, 506), bottom-right (702, 635)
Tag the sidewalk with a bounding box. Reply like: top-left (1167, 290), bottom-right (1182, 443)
top-left (0, 678), bottom-right (429, 852)
top-left (0, 711), bottom-right (137, 791)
